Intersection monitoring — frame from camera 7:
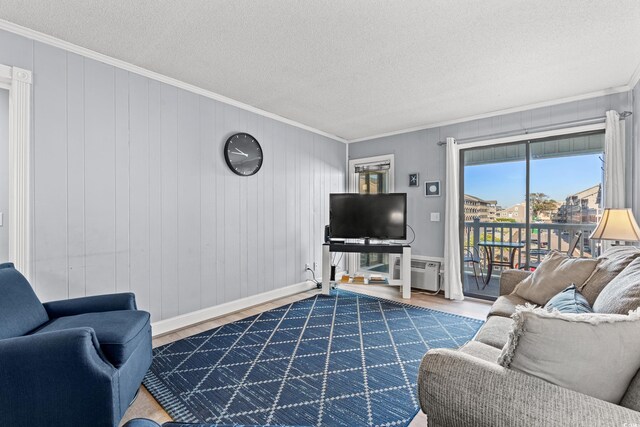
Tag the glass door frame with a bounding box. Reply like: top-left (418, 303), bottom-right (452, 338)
top-left (347, 154), bottom-right (395, 276)
top-left (459, 141), bottom-right (530, 300)
top-left (458, 127), bottom-right (606, 300)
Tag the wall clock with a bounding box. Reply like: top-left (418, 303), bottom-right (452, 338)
top-left (224, 133), bottom-right (263, 176)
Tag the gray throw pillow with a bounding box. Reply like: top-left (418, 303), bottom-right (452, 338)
top-left (498, 305), bottom-right (640, 404)
top-left (593, 257), bottom-right (640, 314)
top-left (514, 251), bottom-right (599, 305)
top-left (544, 284), bottom-right (593, 314)
top-left (579, 245), bottom-right (640, 306)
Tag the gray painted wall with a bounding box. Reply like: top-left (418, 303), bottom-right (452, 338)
top-left (0, 29), bottom-right (346, 322)
top-left (0, 89), bottom-right (7, 262)
top-left (349, 92), bottom-right (633, 258)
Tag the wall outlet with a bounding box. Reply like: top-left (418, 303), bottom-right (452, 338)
top-left (313, 262), bottom-right (319, 271)
top-left (305, 263), bottom-right (311, 271)
top-left (430, 212), bottom-right (441, 222)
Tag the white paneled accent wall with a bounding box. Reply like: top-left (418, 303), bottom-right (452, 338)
top-left (0, 29), bottom-right (346, 322)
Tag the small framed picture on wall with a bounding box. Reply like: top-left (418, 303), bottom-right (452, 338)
top-left (409, 173), bottom-right (419, 187)
top-left (425, 180), bottom-right (440, 197)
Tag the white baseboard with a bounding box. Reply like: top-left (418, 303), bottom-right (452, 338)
top-left (151, 281), bottom-right (317, 337)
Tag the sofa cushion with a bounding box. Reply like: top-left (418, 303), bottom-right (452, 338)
top-left (544, 284), bottom-right (593, 314)
top-left (514, 251), bottom-right (599, 305)
top-left (498, 305), bottom-right (640, 404)
top-left (458, 340), bottom-right (502, 363)
top-left (33, 310), bottom-right (150, 367)
top-left (474, 315), bottom-right (512, 349)
top-left (488, 294), bottom-right (531, 318)
top-left (621, 369), bottom-right (640, 411)
top-left (579, 245), bottom-right (640, 306)
top-left (593, 257), bottom-right (640, 314)
top-left (0, 263), bottom-right (49, 339)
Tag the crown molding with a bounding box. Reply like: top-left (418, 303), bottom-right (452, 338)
top-left (0, 19), bottom-right (348, 144)
top-left (348, 85), bottom-right (631, 143)
top-left (0, 18), bottom-right (635, 146)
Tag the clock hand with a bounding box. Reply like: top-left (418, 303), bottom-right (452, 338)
top-left (234, 148), bottom-right (249, 156)
top-left (232, 149), bottom-right (249, 157)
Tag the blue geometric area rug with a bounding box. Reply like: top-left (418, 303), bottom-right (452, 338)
top-left (144, 289), bottom-right (483, 427)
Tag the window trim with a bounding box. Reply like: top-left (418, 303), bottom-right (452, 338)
top-left (348, 154), bottom-right (395, 193)
top-left (346, 154), bottom-right (395, 276)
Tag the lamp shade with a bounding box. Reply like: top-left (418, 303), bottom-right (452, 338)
top-left (589, 208), bottom-right (640, 241)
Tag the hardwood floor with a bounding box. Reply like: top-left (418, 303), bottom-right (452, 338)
top-left (120, 284), bottom-right (491, 426)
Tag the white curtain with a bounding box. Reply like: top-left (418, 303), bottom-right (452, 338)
top-left (604, 110), bottom-right (625, 208)
top-left (444, 137), bottom-right (464, 300)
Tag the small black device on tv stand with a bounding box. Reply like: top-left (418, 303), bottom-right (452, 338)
top-left (363, 237), bottom-right (370, 245)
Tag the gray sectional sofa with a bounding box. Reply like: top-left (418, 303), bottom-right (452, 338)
top-left (418, 247), bottom-right (640, 426)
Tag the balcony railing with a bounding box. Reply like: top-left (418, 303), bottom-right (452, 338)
top-left (463, 218), bottom-right (598, 272)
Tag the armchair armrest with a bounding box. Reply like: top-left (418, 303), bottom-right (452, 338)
top-left (418, 348), bottom-right (640, 426)
top-left (43, 292), bottom-right (137, 318)
top-left (499, 269), bottom-right (530, 296)
top-left (0, 328), bottom-right (120, 426)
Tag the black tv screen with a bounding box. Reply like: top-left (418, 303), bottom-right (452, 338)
top-left (329, 193), bottom-right (407, 240)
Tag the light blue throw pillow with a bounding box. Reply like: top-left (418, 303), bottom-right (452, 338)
top-left (544, 284), bottom-right (593, 314)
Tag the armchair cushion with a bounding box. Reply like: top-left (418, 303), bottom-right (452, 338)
top-left (0, 263), bottom-right (49, 339)
top-left (32, 310), bottom-right (150, 368)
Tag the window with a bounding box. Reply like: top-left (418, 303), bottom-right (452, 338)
top-left (348, 155), bottom-right (394, 275)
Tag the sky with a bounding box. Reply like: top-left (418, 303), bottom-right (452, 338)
top-left (464, 153), bottom-right (603, 207)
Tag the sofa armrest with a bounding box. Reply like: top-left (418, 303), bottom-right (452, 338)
top-left (0, 328), bottom-right (120, 426)
top-left (499, 269), bottom-right (530, 296)
top-left (43, 292), bottom-right (137, 318)
top-left (418, 348), bottom-right (640, 426)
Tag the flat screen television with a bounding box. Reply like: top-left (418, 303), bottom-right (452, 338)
top-left (329, 193), bottom-right (407, 240)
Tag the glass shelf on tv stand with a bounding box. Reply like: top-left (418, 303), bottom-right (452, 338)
top-left (323, 241), bottom-right (411, 298)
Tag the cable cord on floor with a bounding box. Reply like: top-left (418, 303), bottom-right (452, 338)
top-left (305, 267), bottom-right (321, 288)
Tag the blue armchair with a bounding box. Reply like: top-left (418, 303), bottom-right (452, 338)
top-left (0, 262), bottom-right (152, 427)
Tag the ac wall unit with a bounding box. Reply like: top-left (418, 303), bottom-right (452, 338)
top-left (392, 258), bottom-right (440, 292)
top-left (411, 259), bottom-right (440, 292)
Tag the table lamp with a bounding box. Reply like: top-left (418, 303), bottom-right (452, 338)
top-left (589, 208), bottom-right (640, 244)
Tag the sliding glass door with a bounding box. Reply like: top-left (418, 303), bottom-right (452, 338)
top-left (461, 143), bottom-right (527, 299)
top-left (460, 131), bottom-right (604, 300)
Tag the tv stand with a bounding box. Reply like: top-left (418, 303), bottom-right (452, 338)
top-left (322, 242), bottom-right (411, 299)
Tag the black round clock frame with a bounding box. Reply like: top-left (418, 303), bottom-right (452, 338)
top-left (223, 133), bottom-right (263, 176)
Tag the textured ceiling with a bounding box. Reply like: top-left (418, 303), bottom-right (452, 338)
top-left (1, 1), bottom-right (640, 141)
